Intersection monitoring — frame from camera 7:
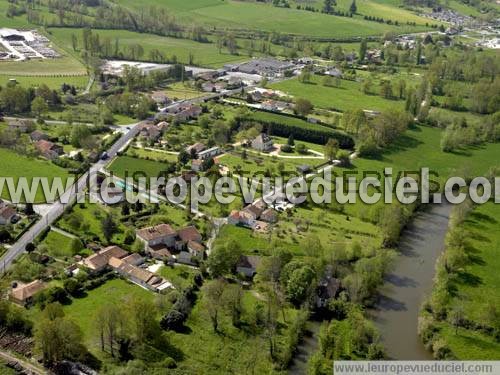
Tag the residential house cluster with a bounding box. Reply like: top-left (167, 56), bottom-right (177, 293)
top-left (228, 200), bottom-right (278, 230)
top-left (79, 245), bottom-right (173, 293)
top-left (163, 103), bottom-right (203, 123)
top-left (186, 143), bottom-right (221, 172)
top-left (136, 224), bottom-right (206, 265)
top-left (225, 58), bottom-right (296, 78)
top-left (139, 121), bottom-right (169, 142)
top-left (34, 139), bottom-right (64, 160)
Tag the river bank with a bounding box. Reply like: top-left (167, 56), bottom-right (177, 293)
top-left (370, 202), bottom-right (452, 359)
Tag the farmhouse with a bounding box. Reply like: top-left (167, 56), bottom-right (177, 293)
top-left (236, 255), bottom-right (262, 278)
top-left (136, 224), bottom-right (177, 249)
top-left (316, 276), bottom-right (341, 308)
top-left (9, 280), bottom-right (45, 306)
top-left (8, 119), bottom-right (31, 133)
top-left (139, 123), bottom-right (162, 141)
top-left (324, 67), bottom-right (343, 78)
top-left (30, 130), bottom-right (49, 142)
top-left (198, 146), bottom-right (220, 160)
top-left (252, 133), bottom-right (274, 152)
top-left (35, 140), bottom-right (64, 160)
top-left (81, 245), bottom-right (128, 273)
top-left (108, 257), bottom-right (173, 293)
top-left (191, 159), bottom-right (203, 172)
top-left (0, 206), bottom-right (18, 225)
top-left (186, 142), bottom-right (206, 156)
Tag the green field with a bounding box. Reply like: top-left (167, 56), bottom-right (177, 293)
top-left (0, 55), bottom-right (86, 75)
top-left (0, 148), bottom-right (71, 203)
top-left (120, 0), bottom-right (432, 38)
top-left (108, 155), bottom-right (171, 180)
top-left (219, 151), bottom-right (323, 177)
top-left (434, 202), bottom-right (500, 359)
top-left (40, 230), bottom-right (76, 259)
top-left (47, 278), bottom-right (153, 352)
top-left (48, 28), bottom-right (252, 68)
top-left (0, 74), bottom-right (88, 89)
top-left (271, 75), bottom-right (405, 112)
top-left (168, 289), bottom-right (299, 374)
top-left (350, 125), bottom-right (500, 181)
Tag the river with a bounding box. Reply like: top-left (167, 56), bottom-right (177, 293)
top-left (288, 202), bottom-right (452, 372)
top-left (370, 202), bottom-right (452, 360)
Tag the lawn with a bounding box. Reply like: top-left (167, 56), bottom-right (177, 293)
top-left (216, 201), bottom-right (382, 257)
top-left (218, 151), bottom-right (324, 178)
top-left (126, 147), bottom-right (178, 163)
top-left (0, 148), bottom-right (71, 203)
top-left (33, 278), bottom-right (155, 353)
top-left (168, 289), bottom-right (298, 374)
top-left (57, 203), bottom-right (128, 245)
top-left (158, 265), bottom-right (199, 290)
top-left (108, 155), bottom-right (172, 180)
top-left (164, 82), bottom-right (206, 101)
top-left (40, 230), bottom-right (76, 259)
top-left (433, 202), bottom-right (500, 359)
top-left (270, 75), bottom-right (405, 112)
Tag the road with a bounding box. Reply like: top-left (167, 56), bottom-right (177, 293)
top-left (0, 349), bottom-right (46, 375)
top-left (0, 122), bottom-right (142, 272)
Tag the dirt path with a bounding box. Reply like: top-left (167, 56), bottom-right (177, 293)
top-left (0, 350), bottom-right (46, 375)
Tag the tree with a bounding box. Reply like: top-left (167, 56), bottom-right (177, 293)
top-left (128, 298), bottom-right (159, 344)
top-left (287, 134), bottom-right (295, 146)
top-left (359, 39), bottom-right (367, 62)
top-left (287, 266), bottom-right (315, 306)
top-left (101, 213), bottom-right (117, 243)
top-left (298, 69), bottom-right (312, 84)
top-left (203, 278), bottom-right (226, 332)
top-left (223, 284), bottom-right (244, 327)
top-left (380, 80), bottom-right (393, 99)
top-left (95, 303), bottom-right (124, 356)
top-left (178, 149), bottom-right (190, 165)
top-left (336, 150), bottom-right (351, 167)
top-left (450, 304), bottom-right (465, 334)
top-left (31, 96), bottom-right (48, 118)
top-left (323, 0), bottom-right (335, 13)
top-left (322, 75), bottom-right (334, 87)
top-left (324, 138), bottom-right (339, 161)
top-left (206, 240), bottom-right (242, 277)
top-left (35, 315), bottom-right (87, 366)
top-left (294, 98), bottom-right (314, 117)
top-left (350, 0), bottom-right (357, 14)
top-left (71, 33), bottom-right (78, 51)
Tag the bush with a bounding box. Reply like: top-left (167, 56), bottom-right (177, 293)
top-left (160, 309), bottom-right (185, 332)
top-left (280, 144), bottom-right (293, 153)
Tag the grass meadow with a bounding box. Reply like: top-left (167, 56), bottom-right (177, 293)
top-left (271, 75), bottom-right (406, 112)
top-left (108, 155), bottom-right (171, 180)
top-left (435, 202), bottom-right (500, 359)
top-left (0, 148), bottom-right (71, 203)
top-left (120, 0), bottom-right (432, 38)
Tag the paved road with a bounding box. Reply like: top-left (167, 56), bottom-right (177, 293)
top-left (0, 122), bottom-right (142, 272)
